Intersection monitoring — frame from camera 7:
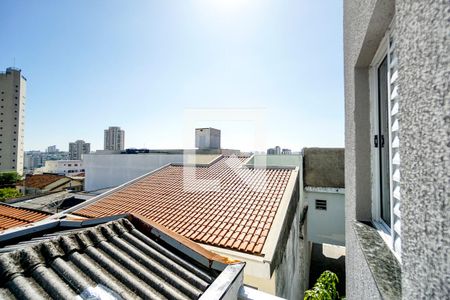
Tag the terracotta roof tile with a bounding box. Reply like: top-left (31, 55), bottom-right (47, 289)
top-left (18, 174), bottom-right (67, 189)
top-left (0, 204), bottom-right (51, 231)
top-left (73, 156), bottom-right (295, 255)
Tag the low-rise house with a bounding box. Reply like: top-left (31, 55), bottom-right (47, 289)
top-left (17, 174), bottom-right (83, 195)
top-left (35, 160), bottom-right (84, 176)
top-left (64, 155), bottom-right (309, 299)
top-left (303, 148), bottom-right (345, 246)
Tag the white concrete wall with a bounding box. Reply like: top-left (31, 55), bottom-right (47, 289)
top-left (195, 128), bottom-right (220, 149)
top-left (39, 160), bottom-right (84, 175)
top-left (84, 154), bottom-right (187, 191)
top-left (306, 187), bottom-right (345, 246)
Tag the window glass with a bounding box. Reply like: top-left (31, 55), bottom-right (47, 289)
top-left (378, 55), bottom-right (391, 226)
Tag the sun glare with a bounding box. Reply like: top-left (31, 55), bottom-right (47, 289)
top-left (198, 0), bottom-right (252, 14)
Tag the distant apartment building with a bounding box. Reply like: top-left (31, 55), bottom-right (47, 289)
top-left (104, 126), bottom-right (125, 151)
top-left (69, 140), bottom-right (90, 160)
top-left (195, 127), bottom-right (221, 149)
top-left (282, 148), bottom-right (292, 155)
top-left (24, 151), bottom-right (43, 172)
top-left (0, 67), bottom-right (26, 175)
top-left (24, 150), bottom-right (70, 174)
top-left (267, 146), bottom-right (292, 155)
top-left (46, 145), bottom-right (57, 153)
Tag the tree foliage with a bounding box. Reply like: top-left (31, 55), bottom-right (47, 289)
top-left (304, 270), bottom-right (340, 300)
top-left (0, 172), bottom-right (21, 186)
top-left (0, 188), bottom-right (22, 201)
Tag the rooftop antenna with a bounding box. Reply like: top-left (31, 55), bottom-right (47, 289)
top-left (13, 57), bottom-right (15, 68)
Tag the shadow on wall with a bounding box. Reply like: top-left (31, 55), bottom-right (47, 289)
top-left (309, 243), bottom-right (346, 297)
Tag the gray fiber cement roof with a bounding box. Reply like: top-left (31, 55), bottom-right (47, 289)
top-left (0, 218), bottom-right (231, 300)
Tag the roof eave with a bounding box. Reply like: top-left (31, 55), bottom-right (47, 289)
top-left (260, 167), bottom-right (300, 270)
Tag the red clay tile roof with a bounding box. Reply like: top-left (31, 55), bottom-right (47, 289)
top-left (73, 156), bottom-right (295, 255)
top-left (18, 174), bottom-right (67, 189)
top-left (0, 204), bottom-right (51, 231)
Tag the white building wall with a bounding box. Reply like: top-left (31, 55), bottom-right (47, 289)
top-left (39, 160), bottom-right (84, 175)
top-left (305, 187), bottom-right (345, 246)
top-left (195, 128), bottom-right (221, 149)
top-left (84, 154), bottom-right (188, 191)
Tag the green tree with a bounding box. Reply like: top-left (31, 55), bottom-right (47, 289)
top-left (0, 188), bottom-right (22, 201)
top-left (0, 172), bottom-right (21, 186)
top-left (304, 271), bottom-right (340, 300)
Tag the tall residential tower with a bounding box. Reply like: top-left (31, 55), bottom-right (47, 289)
top-left (0, 68), bottom-right (26, 175)
top-left (69, 140), bottom-right (90, 160)
top-left (104, 126), bottom-right (125, 151)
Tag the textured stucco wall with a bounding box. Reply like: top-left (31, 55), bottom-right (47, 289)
top-left (344, 0), bottom-right (394, 298)
top-left (345, 0), bottom-right (450, 299)
top-left (346, 229), bottom-right (381, 300)
top-left (396, 1), bottom-right (450, 298)
top-left (274, 198), bottom-right (307, 299)
top-left (303, 148), bottom-right (345, 188)
top-left (274, 159), bottom-right (310, 299)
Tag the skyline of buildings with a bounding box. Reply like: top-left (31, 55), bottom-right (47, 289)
top-left (0, 68), bottom-right (26, 175)
top-left (267, 146), bottom-right (292, 155)
top-left (46, 145), bottom-right (57, 153)
top-left (24, 149), bottom-right (69, 173)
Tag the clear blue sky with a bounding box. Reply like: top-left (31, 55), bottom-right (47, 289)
top-left (0, 0), bottom-right (343, 152)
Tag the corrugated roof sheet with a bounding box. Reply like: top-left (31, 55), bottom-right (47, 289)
top-left (73, 156), bottom-right (295, 255)
top-left (0, 204), bottom-right (51, 232)
top-left (0, 218), bottom-right (221, 300)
